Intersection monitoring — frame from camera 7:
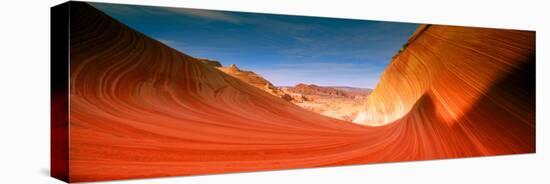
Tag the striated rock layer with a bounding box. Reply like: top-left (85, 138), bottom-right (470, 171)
top-left (63, 2), bottom-right (535, 182)
top-left (353, 25), bottom-right (535, 126)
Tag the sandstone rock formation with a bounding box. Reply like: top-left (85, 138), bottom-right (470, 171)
top-left (285, 83), bottom-right (349, 97)
top-left (59, 3), bottom-right (535, 182)
top-left (353, 25), bottom-right (535, 127)
top-left (217, 64), bottom-right (292, 101)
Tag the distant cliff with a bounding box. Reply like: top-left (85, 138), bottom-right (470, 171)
top-left (282, 84), bottom-right (372, 121)
top-left (285, 83), bottom-right (349, 97)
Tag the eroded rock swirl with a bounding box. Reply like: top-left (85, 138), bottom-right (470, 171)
top-left (66, 3), bottom-right (535, 182)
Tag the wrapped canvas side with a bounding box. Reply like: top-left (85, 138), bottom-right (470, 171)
top-left (51, 2), bottom-right (70, 182)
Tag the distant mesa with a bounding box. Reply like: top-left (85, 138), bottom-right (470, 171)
top-left (332, 86), bottom-right (373, 97)
top-left (287, 83), bottom-right (350, 97)
top-left (283, 83), bottom-right (372, 100)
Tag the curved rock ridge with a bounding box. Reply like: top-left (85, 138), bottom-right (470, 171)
top-left (217, 63), bottom-right (293, 101)
top-left (69, 3), bottom-right (367, 181)
top-left (353, 25), bottom-right (535, 126)
top-left (66, 2), bottom-right (535, 182)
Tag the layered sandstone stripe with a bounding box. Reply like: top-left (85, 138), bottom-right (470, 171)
top-left (353, 25), bottom-right (535, 126)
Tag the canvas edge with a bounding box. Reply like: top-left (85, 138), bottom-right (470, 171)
top-left (51, 1), bottom-right (70, 183)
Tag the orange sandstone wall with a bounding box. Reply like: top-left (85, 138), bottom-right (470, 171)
top-left (354, 25), bottom-right (535, 126)
top-left (62, 2), bottom-right (535, 182)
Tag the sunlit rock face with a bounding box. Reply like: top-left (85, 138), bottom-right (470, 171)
top-left (354, 25), bottom-right (535, 126)
top-left (217, 64), bottom-right (292, 101)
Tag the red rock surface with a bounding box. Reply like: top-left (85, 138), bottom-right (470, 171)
top-left (353, 25), bottom-right (535, 127)
top-left (61, 3), bottom-right (535, 182)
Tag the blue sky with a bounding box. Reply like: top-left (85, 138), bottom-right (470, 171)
top-left (91, 2), bottom-right (419, 88)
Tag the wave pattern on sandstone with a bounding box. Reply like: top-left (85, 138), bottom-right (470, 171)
top-left (353, 25), bottom-right (535, 126)
top-left (64, 3), bottom-right (535, 182)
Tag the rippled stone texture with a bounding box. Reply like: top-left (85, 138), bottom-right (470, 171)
top-left (353, 25), bottom-right (535, 126)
